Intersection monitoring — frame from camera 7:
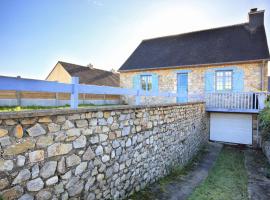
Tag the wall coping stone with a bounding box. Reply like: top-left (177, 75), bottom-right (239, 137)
top-left (0, 102), bottom-right (204, 119)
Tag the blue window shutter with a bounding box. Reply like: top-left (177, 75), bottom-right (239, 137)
top-left (233, 68), bottom-right (244, 92)
top-left (133, 75), bottom-right (140, 90)
top-left (152, 74), bottom-right (159, 92)
top-left (204, 70), bottom-right (215, 92)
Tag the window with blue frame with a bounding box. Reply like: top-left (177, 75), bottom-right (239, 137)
top-left (215, 70), bottom-right (232, 91)
top-left (140, 75), bottom-right (152, 91)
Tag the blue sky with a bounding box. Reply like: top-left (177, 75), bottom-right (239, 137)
top-left (0, 0), bottom-right (269, 79)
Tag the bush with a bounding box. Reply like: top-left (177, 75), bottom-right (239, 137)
top-left (259, 107), bottom-right (270, 140)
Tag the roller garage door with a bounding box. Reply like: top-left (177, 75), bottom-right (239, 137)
top-left (210, 113), bottom-right (252, 145)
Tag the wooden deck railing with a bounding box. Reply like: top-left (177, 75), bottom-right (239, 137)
top-left (205, 92), bottom-right (268, 113)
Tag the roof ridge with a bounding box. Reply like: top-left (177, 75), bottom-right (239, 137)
top-left (142, 22), bottom-right (248, 42)
top-left (59, 61), bottom-right (117, 74)
top-left (58, 61), bottom-right (86, 68)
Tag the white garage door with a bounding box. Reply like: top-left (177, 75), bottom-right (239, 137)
top-left (210, 113), bottom-right (252, 145)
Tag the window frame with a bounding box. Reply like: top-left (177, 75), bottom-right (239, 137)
top-left (215, 70), bottom-right (233, 92)
top-left (140, 75), bottom-right (152, 91)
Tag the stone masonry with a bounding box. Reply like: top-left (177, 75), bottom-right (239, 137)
top-left (120, 61), bottom-right (268, 105)
top-left (0, 103), bottom-right (208, 199)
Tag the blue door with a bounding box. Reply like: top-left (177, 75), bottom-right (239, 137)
top-left (177, 73), bottom-right (188, 103)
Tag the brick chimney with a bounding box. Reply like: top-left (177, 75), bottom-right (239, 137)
top-left (248, 8), bottom-right (264, 29)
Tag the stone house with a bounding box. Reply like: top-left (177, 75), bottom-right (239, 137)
top-left (119, 8), bottom-right (269, 104)
top-left (46, 61), bottom-right (119, 87)
top-left (119, 8), bottom-right (270, 147)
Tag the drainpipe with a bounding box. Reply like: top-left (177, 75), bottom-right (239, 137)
top-left (260, 61), bottom-right (265, 91)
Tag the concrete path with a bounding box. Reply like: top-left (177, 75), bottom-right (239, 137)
top-left (244, 149), bottom-right (270, 200)
top-left (146, 142), bottom-right (223, 200)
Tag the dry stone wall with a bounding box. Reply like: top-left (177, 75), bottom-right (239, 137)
top-left (0, 103), bottom-right (208, 200)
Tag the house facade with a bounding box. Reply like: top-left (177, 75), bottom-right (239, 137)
top-left (119, 9), bottom-right (269, 105)
top-left (119, 8), bottom-right (270, 147)
top-left (120, 62), bottom-right (268, 104)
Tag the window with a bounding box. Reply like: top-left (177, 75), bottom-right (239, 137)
top-left (141, 75), bottom-right (152, 91)
top-left (215, 70), bottom-right (232, 91)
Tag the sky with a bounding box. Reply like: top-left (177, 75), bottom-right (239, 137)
top-left (0, 0), bottom-right (269, 79)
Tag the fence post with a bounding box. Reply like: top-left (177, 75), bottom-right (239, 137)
top-left (70, 77), bottom-right (79, 109)
top-left (135, 90), bottom-right (141, 105)
top-left (16, 76), bottom-right (21, 106)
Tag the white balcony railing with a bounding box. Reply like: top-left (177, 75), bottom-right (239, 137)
top-left (205, 92), bottom-right (268, 113)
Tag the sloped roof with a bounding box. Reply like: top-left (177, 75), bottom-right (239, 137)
top-left (59, 61), bottom-right (119, 87)
top-left (119, 23), bottom-right (270, 71)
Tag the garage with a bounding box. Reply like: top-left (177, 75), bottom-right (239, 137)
top-left (210, 113), bottom-right (252, 145)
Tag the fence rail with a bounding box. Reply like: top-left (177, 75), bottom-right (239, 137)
top-left (0, 76), bottom-right (268, 111)
top-left (205, 92), bottom-right (267, 112)
top-left (0, 76), bottom-right (181, 109)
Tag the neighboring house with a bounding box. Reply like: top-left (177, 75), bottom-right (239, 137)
top-left (46, 61), bottom-right (120, 87)
top-left (119, 8), bottom-right (270, 147)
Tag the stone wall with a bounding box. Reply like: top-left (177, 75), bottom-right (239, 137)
top-left (262, 141), bottom-right (270, 164)
top-left (0, 103), bottom-right (208, 200)
top-left (120, 61), bottom-right (268, 105)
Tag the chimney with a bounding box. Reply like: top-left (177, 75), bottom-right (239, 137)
top-left (248, 8), bottom-right (264, 29)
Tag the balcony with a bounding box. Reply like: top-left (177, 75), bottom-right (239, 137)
top-left (204, 92), bottom-right (268, 113)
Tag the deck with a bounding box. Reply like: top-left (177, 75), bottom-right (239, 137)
top-left (204, 92), bottom-right (267, 113)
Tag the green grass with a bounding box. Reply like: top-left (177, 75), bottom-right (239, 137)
top-left (128, 145), bottom-right (209, 200)
top-left (0, 104), bottom-right (118, 112)
top-left (188, 146), bottom-right (248, 200)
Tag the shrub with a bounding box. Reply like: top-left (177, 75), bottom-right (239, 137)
top-left (259, 107), bottom-right (270, 140)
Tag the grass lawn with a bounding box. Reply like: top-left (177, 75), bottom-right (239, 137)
top-left (0, 104), bottom-right (119, 112)
top-left (188, 146), bottom-right (248, 200)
